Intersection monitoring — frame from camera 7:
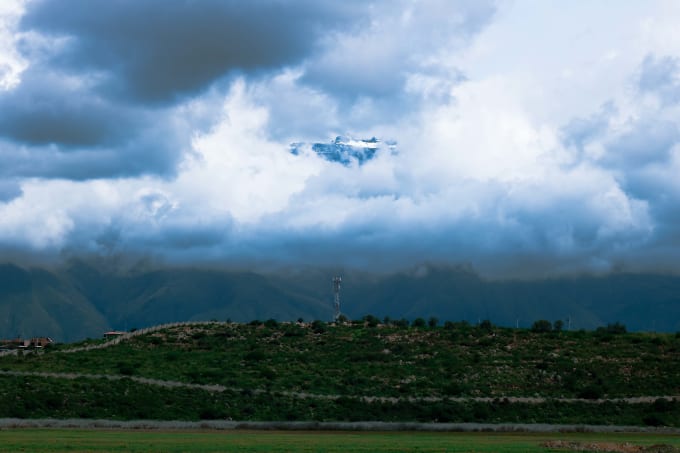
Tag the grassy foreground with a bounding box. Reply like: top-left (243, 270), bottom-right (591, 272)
top-left (0, 430), bottom-right (678, 453)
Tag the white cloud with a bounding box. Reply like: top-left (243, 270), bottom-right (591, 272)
top-left (1, 1), bottom-right (680, 276)
top-left (0, 0), bottom-right (26, 90)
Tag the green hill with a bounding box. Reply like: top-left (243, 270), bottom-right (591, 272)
top-left (1, 321), bottom-right (678, 425)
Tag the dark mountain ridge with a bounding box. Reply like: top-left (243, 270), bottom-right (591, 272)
top-left (0, 261), bottom-right (679, 341)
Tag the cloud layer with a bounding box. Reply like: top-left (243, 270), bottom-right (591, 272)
top-left (1, 1), bottom-right (680, 277)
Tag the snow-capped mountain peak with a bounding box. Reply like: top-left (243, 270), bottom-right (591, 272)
top-left (290, 135), bottom-right (396, 166)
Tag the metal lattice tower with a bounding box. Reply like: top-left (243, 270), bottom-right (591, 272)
top-left (332, 276), bottom-right (342, 322)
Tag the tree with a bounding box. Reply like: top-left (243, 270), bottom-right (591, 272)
top-left (394, 318), bottom-right (410, 328)
top-left (597, 322), bottom-right (627, 335)
top-left (311, 320), bottom-right (326, 334)
top-left (531, 320), bottom-right (553, 333)
top-left (363, 314), bottom-right (380, 327)
top-left (413, 317), bottom-right (426, 328)
top-left (428, 317), bottom-right (439, 328)
top-left (553, 320), bottom-right (564, 332)
top-left (479, 319), bottom-right (493, 331)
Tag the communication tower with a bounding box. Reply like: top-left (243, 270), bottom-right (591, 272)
top-left (332, 276), bottom-right (342, 322)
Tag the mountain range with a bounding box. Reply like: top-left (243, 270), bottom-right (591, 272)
top-left (1, 260), bottom-right (679, 342)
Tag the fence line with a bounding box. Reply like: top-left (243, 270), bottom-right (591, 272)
top-left (56, 321), bottom-right (230, 354)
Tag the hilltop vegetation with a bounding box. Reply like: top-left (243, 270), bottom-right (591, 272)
top-left (1, 321), bottom-right (679, 425)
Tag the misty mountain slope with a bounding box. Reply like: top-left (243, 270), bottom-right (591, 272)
top-left (0, 264), bottom-right (109, 342)
top-left (340, 266), bottom-right (680, 331)
top-left (63, 263), bottom-right (333, 330)
top-left (4, 261), bottom-right (680, 341)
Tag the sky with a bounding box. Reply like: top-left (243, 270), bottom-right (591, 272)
top-left (1, 0), bottom-right (680, 277)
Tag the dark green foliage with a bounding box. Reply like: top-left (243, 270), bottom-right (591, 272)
top-left (264, 318), bottom-right (279, 329)
top-left (553, 320), bottom-right (564, 332)
top-left (1, 375), bottom-right (678, 425)
top-left (428, 317), bottom-right (439, 328)
top-left (394, 318), bottom-right (409, 328)
top-left (311, 320), bottom-right (326, 334)
top-left (412, 318), bottom-right (426, 328)
top-left (2, 322), bottom-right (680, 425)
top-left (478, 319), bottom-right (493, 330)
top-left (597, 322), bottom-right (627, 335)
top-left (531, 320), bottom-right (552, 333)
top-left (362, 314), bottom-right (380, 327)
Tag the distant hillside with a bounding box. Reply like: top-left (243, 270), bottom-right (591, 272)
top-left (345, 266), bottom-right (680, 332)
top-left (0, 263), bottom-right (109, 341)
top-left (1, 261), bottom-right (680, 341)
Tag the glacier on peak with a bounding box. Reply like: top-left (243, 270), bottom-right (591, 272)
top-left (290, 136), bottom-right (396, 166)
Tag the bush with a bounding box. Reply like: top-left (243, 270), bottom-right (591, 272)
top-left (596, 322), bottom-right (627, 335)
top-left (311, 320), bottom-right (326, 334)
top-left (531, 320), bottom-right (553, 333)
top-left (412, 318), bottom-right (426, 328)
top-left (244, 349), bottom-right (266, 362)
top-left (363, 315), bottom-right (380, 328)
top-left (479, 319), bottom-right (493, 331)
top-left (578, 385), bottom-right (604, 400)
top-left (117, 362), bottom-right (136, 376)
top-left (428, 317), bottom-right (439, 328)
top-left (394, 318), bottom-right (410, 328)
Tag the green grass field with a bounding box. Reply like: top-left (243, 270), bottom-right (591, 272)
top-left (0, 430), bottom-right (678, 453)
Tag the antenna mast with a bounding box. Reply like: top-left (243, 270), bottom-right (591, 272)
top-left (332, 276), bottom-right (342, 322)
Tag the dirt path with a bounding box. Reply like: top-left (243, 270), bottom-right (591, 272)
top-left (1, 370), bottom-right (678, 405)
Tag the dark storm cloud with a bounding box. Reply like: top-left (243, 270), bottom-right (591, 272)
top-left (0, 115), bottom-right (188, 180)
top-left (0, 69), bottom-right (137, 147)
top-left (0, 0), bottom-right (364, 180)
top-left (20, 0), bottom-right (364, 104)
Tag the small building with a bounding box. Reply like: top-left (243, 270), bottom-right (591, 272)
top-left (103, 331), bottom-right (126, 339)
top-left (29, 337), bottom-right (53, 348)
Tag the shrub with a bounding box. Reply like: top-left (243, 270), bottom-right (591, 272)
top-left (531, 320), bottom-right (553, 333)
top-left (394, 318), bottom-right (410, 328)
top-left (578, 385), bottom-right (604, 400)
top-left (412, 318), bottom-right (426, 328)
top-left (244, 349), bottom-right (266, 362)
top-left (363, 315), bottom-right (380, 328)
top-left (311, 320), bottom-right (327, 334)
top-left (428, 317), bottom-right (439, 328)
top-left (596, 322), bottom-right (627, 335)
top-left (117, 362), bottom-right (136, 376)
top-left (479, 319), bottom-right (493, 331)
